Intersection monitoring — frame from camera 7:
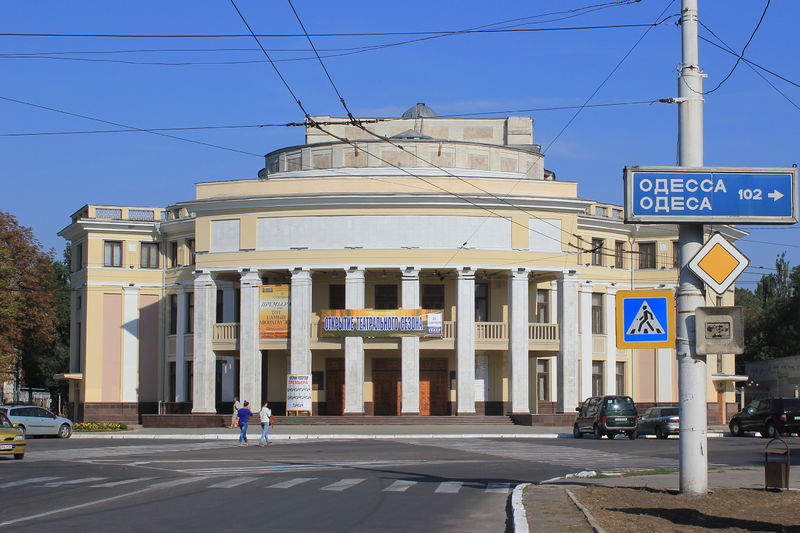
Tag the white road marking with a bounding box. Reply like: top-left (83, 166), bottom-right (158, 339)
top-left (209, 476), bottom-right (259, 489)
top-left (266, 477), bottom-right (316, 489)
top-left (434, 481), bottom-right (463, 494)
top-left (43, 477), bottom-right (108, 487)
top-left (320, 478), bottom-right (366, 491)
top-left (382, 480), bottom-right (417, 492)
top-left (0, 477), bottom-right (208, 528)
top-left (91, 477), bottom-right (157, 488)
top-left (0, 477), bottom-right (59, 488)
top-left (179, 459), bottom-right (481, 476)
top-left (485, 482), bottom-right (513, 494)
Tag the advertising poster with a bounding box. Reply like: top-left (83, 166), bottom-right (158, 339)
top-left (259, 284), bottom-right (290, 339)
top-left (286, 374), bottom-right (312, 412)
top-left (319, 309), bottom-right (444, 338)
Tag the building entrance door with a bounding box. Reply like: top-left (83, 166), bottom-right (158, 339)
top-left (420, 358), bottom-right (449, 416)
top-left (325, 359), bottom-right (344, 415)
top-left (373, 359), bottom-right (401, 416)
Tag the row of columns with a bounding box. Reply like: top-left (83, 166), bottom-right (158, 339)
top-left (183, 267), bottom-right (631, 415)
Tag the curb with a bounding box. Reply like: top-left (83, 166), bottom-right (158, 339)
top-left (565, 488), bottom-right (605, 533)
top-left (71, 431), bottom-right (725, 440)
top-left (510, 482), bottom-right (531, 533)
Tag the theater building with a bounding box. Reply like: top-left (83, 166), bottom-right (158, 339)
top-left (58, 104), bottom-right (743, 424)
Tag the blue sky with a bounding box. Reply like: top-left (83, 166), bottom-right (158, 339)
top-left (1, 0), bottom-right (797, 290)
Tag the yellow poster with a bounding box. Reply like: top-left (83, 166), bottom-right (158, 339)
top-left (259, 284), bottom-right (290, 339)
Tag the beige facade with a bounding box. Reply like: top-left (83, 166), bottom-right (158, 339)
top-left (59, 105), bottom-right (744, 423)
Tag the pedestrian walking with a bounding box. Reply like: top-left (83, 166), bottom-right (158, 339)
top-left (231, 396), bottom-right (241, 428)
top-left (236, 401), bottom-right (253, 446)
top-left (258, 402), bottom-right (272, 447)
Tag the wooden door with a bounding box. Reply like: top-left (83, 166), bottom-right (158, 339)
top-left (420, 370), bottom-right (449, 416)
top-left (373, 371), bottom-right (401, 415)
top-left (325, 359), bottom-right (345, 415)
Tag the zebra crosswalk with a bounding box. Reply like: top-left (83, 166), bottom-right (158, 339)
top-left (0, 474), bottom-right (513, 495)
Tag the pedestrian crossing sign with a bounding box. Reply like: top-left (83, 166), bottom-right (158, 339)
top-left (616, 289), bottom-right (675, 349)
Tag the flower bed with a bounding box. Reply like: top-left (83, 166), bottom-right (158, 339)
top-left (74, 422), bottom-right (129, 432)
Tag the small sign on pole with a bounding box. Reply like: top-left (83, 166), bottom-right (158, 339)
top-left (687, 233), bottom-right (749, 295)
top-left (616, 289), bottom-right (676, 349)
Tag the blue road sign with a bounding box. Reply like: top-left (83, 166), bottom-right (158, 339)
top-left (624, 166), bottom-right (798, 224)
top-left (616, 290), bottom-right (675, 349)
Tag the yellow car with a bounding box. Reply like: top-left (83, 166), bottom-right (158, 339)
top-left (0, 413), bottom-right (25, 460)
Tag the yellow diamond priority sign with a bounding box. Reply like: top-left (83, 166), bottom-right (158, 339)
top-left (687, 232), bottom-right (749, 295)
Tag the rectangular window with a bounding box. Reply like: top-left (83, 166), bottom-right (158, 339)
top-left (73, 243), bottom-right (83, 271)
top-left (591, 238), bottom-right (604, 266)
top-left (104, 241), bottom-right (122, 267)
top-left (168, 361), bottom-right (176, 402)
top-left (73, 322), bottom-right (82, 373)
top-left (216, 290), bottom-right (224, 323)
top-left (140, 242), bottom-right (159, 268)
top-left (475, 282), bottom-right (489, 321)
top-left (591, 293), bottom-right (604, 334)
top-left (638, 242), bottom-right (656, 269)
top-left (169, 241), bottom-right (180, 268)
top-left (615, 241), bottom-right (625, 269)
top-left (168, 294), bottom-right (178, 335)
top-left (616, 362), bottom-right (625, 395)
top-left (535, 289), bottom-right (550, 323)
top-left (374, 284), bottom-right (398, 309)
top-left (186, 361), bottom-right (193, 402)
top-left (186, 292), bottom-right (194, 334)
top-left (421, 284), bottom-right (444, 310)
top-left (187, 239), bottom-right (196, 265)
top-left (591, 361), bottom-right (604, 396)
top-left (672, 241), bottom-right (679, 269)
top-left (536, 359), bottom-right (550, 401)
top-left (329, 284), bottom-right (345, 310)
top-left (234, 288), bottom-right (241, 322)
top-left (595, 206), bottom-right (606, 217)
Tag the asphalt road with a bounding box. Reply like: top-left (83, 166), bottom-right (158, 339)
top-left (0, 435), bottom-right (795, 532)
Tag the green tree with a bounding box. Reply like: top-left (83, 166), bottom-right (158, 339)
top-left (0, 211), bottom-right (69, 396)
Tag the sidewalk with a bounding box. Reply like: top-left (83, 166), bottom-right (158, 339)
top-left (521, 465), bottom-right (800, 533)
top-left (71, 424), bottom-right (731, 440)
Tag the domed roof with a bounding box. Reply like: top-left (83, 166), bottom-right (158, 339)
top-left (401, 103), bottom-right (438, 119)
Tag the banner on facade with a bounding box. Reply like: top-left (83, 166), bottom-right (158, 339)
top-left (286, 374), bottom-right (312, 412)
top-left (259, 284), bottom-right (290, 339)
top-left (319, 309), bottom-right (444, 338)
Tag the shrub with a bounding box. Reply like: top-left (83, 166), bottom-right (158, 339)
top-left (74, 422), bottom-right (129, 432)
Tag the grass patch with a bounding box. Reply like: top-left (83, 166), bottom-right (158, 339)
top-left (74, 422), bottom-right (129, 432)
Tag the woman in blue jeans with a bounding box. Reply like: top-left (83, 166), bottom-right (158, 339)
top-left (236, 401), bottom-right (253, 446)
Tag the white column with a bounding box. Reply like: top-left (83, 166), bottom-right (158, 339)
top-left (192, 271), bottom-right (217, 413)
top-left (122, 285), bottom-right (140, 403)
top-left (290, 268), bottom-right (312, 375)
top-left (604, 285), bottom-right (618, 395)
top-left (175, 286), bottom-right (187, 402)
top-left (239, 270), bottom-right (261, 408)
top-left (509, 268), bottom-right (530, 414)
top-left (221, 282), bottom-right (236, 401)
top-left (579, 282), bottom-right (593, 399)
top-left (657, 348), bottom-right (673, 402)
top-left (456, 267), bottom-right (476, 414)
top-left (401, 266), bottom-right (420, 415)
top-left (344, 266), bottom-right (365, 415)
top-left (557, 271), bottom-right (579, 412)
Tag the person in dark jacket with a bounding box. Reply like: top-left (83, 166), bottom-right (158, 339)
top-left (236, 401), bottom-right (254, 446)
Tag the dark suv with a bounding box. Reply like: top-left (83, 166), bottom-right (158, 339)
top-left (573, 395), bottom-right (639, 440)
top-left (729, 398), bottom-right (800, 438)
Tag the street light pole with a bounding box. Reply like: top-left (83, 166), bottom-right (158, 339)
top-left (677, 0), bottom-right (708, 495)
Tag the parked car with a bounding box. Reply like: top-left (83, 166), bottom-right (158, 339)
top-left (573, 396), bottom-right (639, 439)
top-left (634, 407), bottom-right (679, 439)
top-left (0, 413), bottom-right (26, 459)
top-left (0, 405), bottom-right (73, 438)
top-left (729, 398), bottom-right (800, 438)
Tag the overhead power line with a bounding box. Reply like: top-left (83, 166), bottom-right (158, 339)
top-left (0, 23), bottom-right (672, 40)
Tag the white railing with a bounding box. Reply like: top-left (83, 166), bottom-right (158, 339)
top-left (213, 323), bottom-right (239, 342)
top-left (529, 323), bottom-right (559, 341)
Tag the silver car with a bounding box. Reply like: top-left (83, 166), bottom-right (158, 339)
top-left (634, 407), bottom-right (679, 439)
top-left (0, 405), bottom-right (73, 438)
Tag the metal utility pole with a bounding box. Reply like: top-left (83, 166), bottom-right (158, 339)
top-left (677, 0), bottom-right (708, 494)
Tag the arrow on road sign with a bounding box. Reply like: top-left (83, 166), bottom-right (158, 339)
top-left (768, 190), bottom-right (784, 201)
